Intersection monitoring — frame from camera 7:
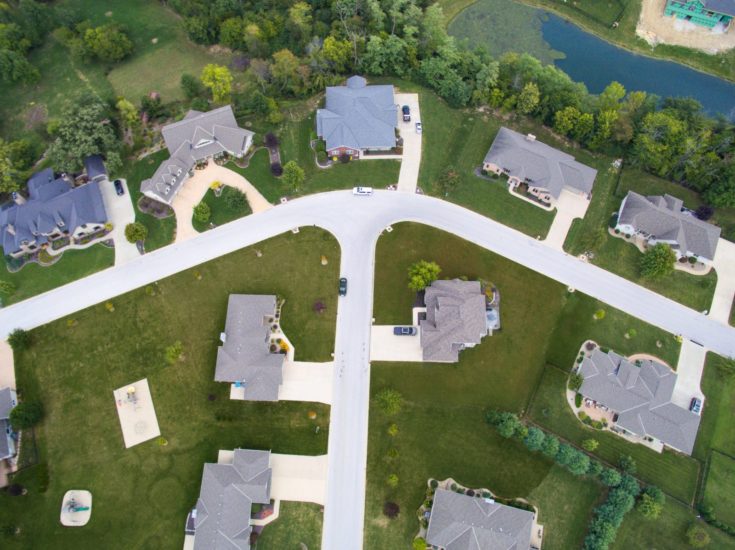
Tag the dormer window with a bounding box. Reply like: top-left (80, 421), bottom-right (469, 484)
top-left (195, 139), bottom-right (214, 148)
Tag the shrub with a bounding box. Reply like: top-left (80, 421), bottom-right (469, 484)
top-left (578, 411), bottom-right (589, 421)
top-left (9, 401), bottom-right (43, 430)
top-left (695, 205), bottom-right (714, 221)
top-left (407, 260), bottom-right (441, 291)
top-left (193, 202), bottom-right (211, 223)
top-left (685, 524), bottom-right (710, 548)
top-left (386, 474), bottom-right (399, 488)
top-left (619, 455), bottom-right (637, 475)
top-left (569, 373), bottom-right (584, 391)
top-left (224, 188), bottom-right (248, 211)
top-left (582, 438), bottom-right (599, 451)
top-left (640, 243), bottom-right (676, 279)
top-left (541, 434), bottom-right (560, 458)
top-left (0, 280), bottom-right (15, 296)
top-left (637, 487), bottom-right (664, 519)
top-left (593, 309), bottom-right (606, 320)
top-left (412, 538), bottom-right (427, 550)
top-left (282, 160), bottom-right (305, 192)
top-left (575, 393), bottom-right (583, 407)
top-left (383, 501), bottom-right (400, 518)
top-left (429, 479), bottom-right (438, 489)
top-left (339, 153), bottom-right (350, 163)
top-left (7, 484), bottom-right (24, 496)
top-left (7, 329), bottom-right (30, 351)
top-left (165, 341), bottom-right (184, 365)
top-left (523, 426), bottom-right (546, 451)
top-left (386, 447), bottom-right (399, 460)
top-left (608, 213), bottom-right (619, 228)
top-left (688, 256), bottom-right (697, 264)
top-left (317, 150), bottom-right (327, 163)
top-left (387, 423), bottom-right (399, 437)
top-left (264, 132), bottom-right (279, 147)
top-left (124, 222), bottom-right (148, 243)
top-left (375, 389), bottom-right (403, 415)
top-left (270, 162), bottom-right (283, 176)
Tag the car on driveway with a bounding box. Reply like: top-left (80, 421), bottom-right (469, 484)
top-left (415, 122), bottom-right (422, 134)
top-left (352, 187), bottom-right (373, 196)
top-left (114, 179), bottom-right (125, 196)
top-left (690, 397), bottom-right (702, 415)
top-left (393, 326), bottom-right (417, 336)
top-left (339, 277), bottom-right (348, 296)
top-left (402, 105), bottom-right (411, 122)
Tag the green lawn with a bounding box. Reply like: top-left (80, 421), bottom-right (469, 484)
top-left (544, 292), bottom-right (681, 370)
top-left (192, 186), bottom-right (252, 233)
top-left (528, 365), bottom-right (700, 504)
top-left (123, 150), bottom-right (176, 251)
top-left (0, 228), bottom-right (338, 549)
top-left (695, 355), bottom-right (735, 460)
top-left (366, 223), bottom-right (606, 548)
top-left (1, 245), bottom-right (114, 306)
top-left (614, 497), bottom-right (735, 550)
top-left (703, 451), bottom-right (735, 529)
top-left (255, 502), bottom-right (323, 549)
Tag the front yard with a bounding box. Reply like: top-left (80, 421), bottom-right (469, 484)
top-left (0, 228), bottom-right (338, 549)
top-left (255, 502), bottom-right (323, 549)
top-left (192, 186), bottom-right (253, 233)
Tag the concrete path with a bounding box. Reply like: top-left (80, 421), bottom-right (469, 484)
top-left (278, 361), bottom-right (333, 404)
top-left (709, 238), bottom-right (735, 323)
top-left (671, 339), bottom-right (706, 408)
top-left (369, 326), bottom-right (423, 362)
top-left (98, 178), bottom-right (140, 266)
top-left (0, 340), bottom-right (15, 389)
top-left (543, 190), bottom-right (590, 251)
top-left (395, 93), bottom-right (422, 193)
top-left (4, 190), bottom-right (735, 550)
top-left (172, 161), bottom-right (272, 243)
top-left (270, 453), bottom-right (328, 505)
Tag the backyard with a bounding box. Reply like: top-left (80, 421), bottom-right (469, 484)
top-left (702, 451), bottom-right (735, 529)
top-left (0, 228), bottom-right (339, 549)
top-left (255, 502), bottom-right (323, 549)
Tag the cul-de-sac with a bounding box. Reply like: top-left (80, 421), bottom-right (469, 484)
top-left (1, 1), bottom-right (735, 549)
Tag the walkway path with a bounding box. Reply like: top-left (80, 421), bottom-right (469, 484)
top-left (171, 161), bottom-right (272, 243)
top-left (2, 190), bottom-right (735, 550)
top-left (543, 190), bottom-right (589, 251)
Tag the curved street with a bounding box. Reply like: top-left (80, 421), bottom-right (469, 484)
top-left (1, 190), bottom-right (734, 550)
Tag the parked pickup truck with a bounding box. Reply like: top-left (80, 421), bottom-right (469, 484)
top-left (393, 326), bottom-right (417, 336)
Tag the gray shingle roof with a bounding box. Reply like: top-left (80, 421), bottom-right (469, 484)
top-left (0, 388), bottom-right (15, 419)
top-left (194, 449), bottom-right (271, 550)
top-left (617, 191), bottom-right (721, 261)
top-left (316, 75), bottom-right (397, 151)
top-left (0, 419), bottom-right (11, 460)
top-left (702, 0), bottom-right (735, 16)
top-left (420, 280), bottom-right (488, 363)
top-left (0, 171), bottom-right (108, 256)
top-left (215, 295), bottom-right (284, 401)
top-left (426, 489), bottom-right (534, 550)
top-left (483, 127), bottom-right (597, 199)
top-left (83, 155), bottom-right (107, 181)
top-left (579, 348), bottom-right (701, 454)
top-left (141, 106), bottom-right (254, 204)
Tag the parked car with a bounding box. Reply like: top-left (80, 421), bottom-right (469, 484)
top-left (339, 277), bottom-right (348, 296)
top-left (393, 326), bottom-right (417, 336)
top-left (352, 186), bottom-right (373, 196)
top-left (690, 397), bottom-right (702, 415)
top-left (114, 179), bottom-right (125, 196)
top-left (415, 122), bottom-right (422, 134)
top-left (402, 105), bottom-right (411, 122)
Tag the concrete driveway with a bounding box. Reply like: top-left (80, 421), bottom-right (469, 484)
top-left (0, 341), bottom-right (14, 389)
top-left (395, 93), bottom-right (422, 193)
top-left (709, 238), bottom-right (735, 322)
top-left (278, 361), bottom-right (333, 404)
top-left (543, 190), bottom-right (590, 251)
top-left (98, 178), bottom-right (140, 266)
top-left (270, 453), bottom-right (328, 505)
top-left (370, 326), bottom-right (423, 362)
top-left (172, 161), bottom-right (272, 243)
top-left (671, 339), bottom-right (706, 408)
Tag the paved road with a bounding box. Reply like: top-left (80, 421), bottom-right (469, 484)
top-left (2, 190), bottom-right (735, 550)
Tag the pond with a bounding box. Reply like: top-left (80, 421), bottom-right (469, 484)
top-left (449, 0), bottom-right (735, 118)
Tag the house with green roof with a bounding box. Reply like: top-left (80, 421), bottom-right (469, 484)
top-left (664, 1), bottom-right (735, 30)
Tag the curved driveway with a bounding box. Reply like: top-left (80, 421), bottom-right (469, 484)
top-left (1, 190), bottom-right (734, 550)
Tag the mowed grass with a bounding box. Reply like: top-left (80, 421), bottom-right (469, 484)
top-left (695, 355), bottom-right (735, 460)
top-left (192, 186), bottom-right (252, 233)
top-left (528, 365), bottom-right (700, 503)
top-left (0, 245), bottom-right (114, 305)
top-left (544, 291), bottom-right (681, 370)
top-left (703, 452), bottom-right (735, 528)
top-left (0, 228), bottom-right (339, 549)
top-left (255, 502), bottom-right (323, 549)
top-left (417, 90), bottom-right (555, 238)
top-left (365, 223), bottom-right (605, 548)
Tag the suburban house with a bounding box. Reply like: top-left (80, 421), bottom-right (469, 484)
top-left (664, 0), bottom-right (734, 30)
top-left (0, 387), bottom-right (18, 462)
top-left (215, 295), bottom-right (285, 401)
top-left (83, 154), bottom-right (108, 183)
top-left (141, 106), bottom-right (254, 205)
top-left (615, 191), bottom-right (721, 265)
top-left (0, 167), bottom-right (108, 259)
top-left (186, 448), bottom-right (272, 550)
top-left (483, 127), bottom-right (597, 208)
top-left (418, 279), bottom-right (489, 363)
top-left (426, 488), bottom-right (535, 550)
top-left (578, 348), bottom-right (701, 455)
top-left (316, 75), bottom-right (398, 159)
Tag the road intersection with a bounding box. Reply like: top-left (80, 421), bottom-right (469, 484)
top-left (1, 190), bottom-right (734, 550)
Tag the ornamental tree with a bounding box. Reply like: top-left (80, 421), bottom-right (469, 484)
top-left (407, 260), bottom-right (441, 291)
top-left (640, 243), bottom-right (676, 279)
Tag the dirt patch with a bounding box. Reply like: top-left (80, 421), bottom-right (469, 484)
top-left (636, 0), bottom-right (735, 54)
top-left (24, 104), bottom-right (48, 130)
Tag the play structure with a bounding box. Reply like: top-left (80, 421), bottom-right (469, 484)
top-left (60, 490), bottom-right (92, 526)
top-left (113, 378), bottom-right (161, 448)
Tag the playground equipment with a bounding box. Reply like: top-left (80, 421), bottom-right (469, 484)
top-left (60, 490), bottom-right (92, 526)
top-left (126, 385), bottom-right (137, 404)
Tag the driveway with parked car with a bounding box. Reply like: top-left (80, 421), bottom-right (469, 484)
top-left (370, 325), bottom-right (423, 362)
top-left (395, 93), bottom-right (422, 193)
top-left (98, 177), bottom-right (141, 266)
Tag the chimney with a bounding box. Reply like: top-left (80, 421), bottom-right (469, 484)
top-left (526, 133), bottom-right (536, 142)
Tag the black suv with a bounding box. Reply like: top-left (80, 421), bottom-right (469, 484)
top-left (401, 105), bottom-right (411, 122)
top-left (338, 277), bottom-right (348, 296)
